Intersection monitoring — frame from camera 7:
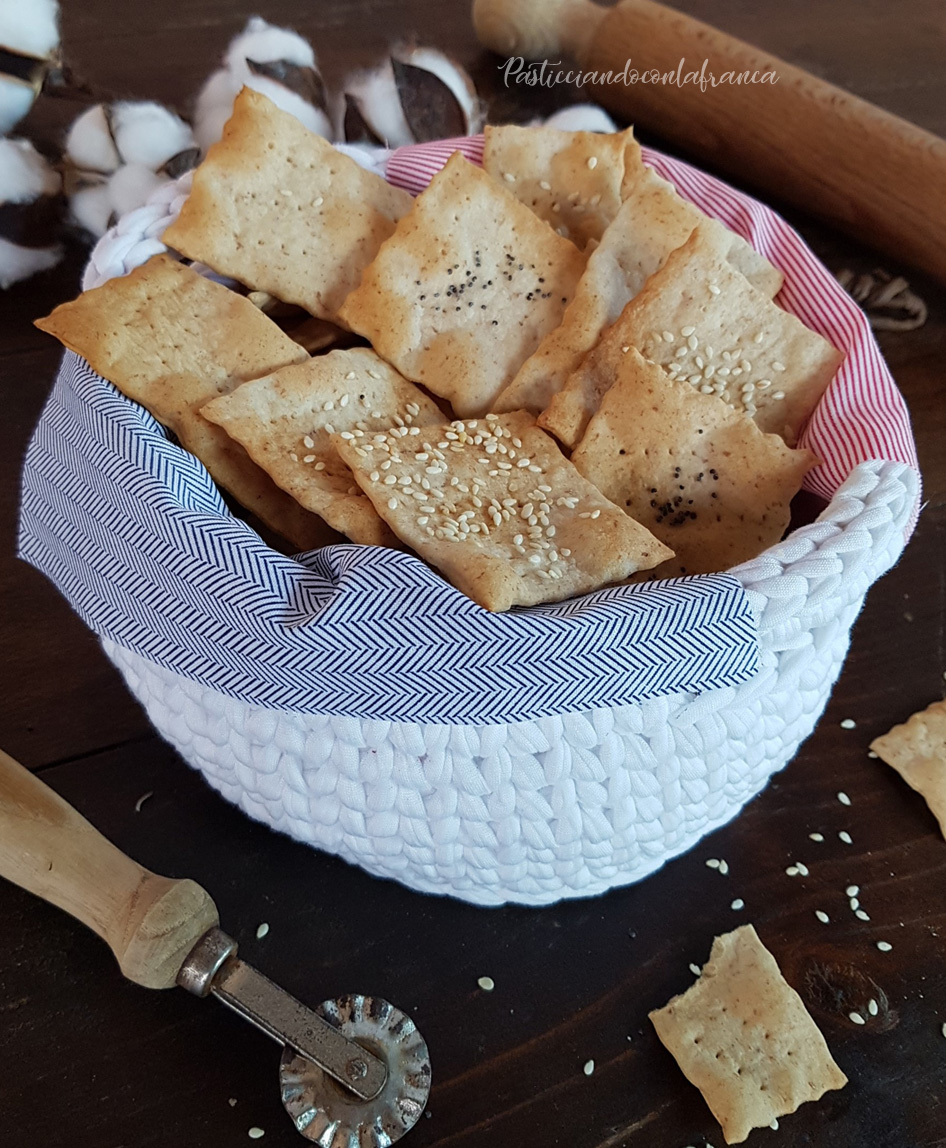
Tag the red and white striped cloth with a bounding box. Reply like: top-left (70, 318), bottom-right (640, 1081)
top-left (386, 135), bottom-right (920, 523)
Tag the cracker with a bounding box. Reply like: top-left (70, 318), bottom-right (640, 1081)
top-left (493, 169), bottom-right (782, 417)
top-left (870, 698), bottom-right (946, 839)
top-left (571, 347), bottom-right (815, 576)
top-left (202, 348), bottom-right (444, 547)
top-left (34, 254), bottom-right (334, 552)
top-left (541, 224), bottom-right (842, 449)
top-left (337, 152), bottom-right (587, 419)
top-left (482, 123), bottom-right (642, 250)
top-left (331, 410), bottom-right (672, 611)
top-left (162, 88), bottom-right (413, 325)
top-left (650, 925), bottom-right (847, 1144)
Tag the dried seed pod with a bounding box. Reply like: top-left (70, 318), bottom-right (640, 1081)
top-left (64, 100), bottom-right (199, 238)
top-left (340, 45), bottom-right (484, 147)
top-left (0, 137), bottom-right (63, 289)
top-left (194, 16), bottom-right (331, 151)
top-left (0, 0), bottom-right (60, 134)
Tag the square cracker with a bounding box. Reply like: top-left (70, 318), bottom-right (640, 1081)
top-left (162, 87), bottom-right (413, 325)
top-left (35, 254), bottom-right (334, 552)
top-left (482, 123), bottom-right (643, 250)
top-left (571, 347), bottom-right (815, 576)
top-left (332, 410), bottom-right (672, 611)
top-left (202, 348), bottom-right (444, 547)
top-left (337, 151), bottom-right (587, 419)
top-left (493, 167), bottom-right (782, 416)
top-left (650, 925), bottom-right (847, 1145)
top-left (870, 698), bottom-right (946, 838)
top-left (541, 223), bottom-right (842, 449)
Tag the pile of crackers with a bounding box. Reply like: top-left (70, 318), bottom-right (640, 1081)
top-left (37, 87), bottom-right (843, 612)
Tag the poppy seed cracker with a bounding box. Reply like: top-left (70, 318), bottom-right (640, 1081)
top-left (650, 925), bottom-right (847, 1144)
top-left (332, 410), bottom-right (673, 611)
top-left (571, 347), bottom-right (815, 576)
top-left (337, 152), bottom-right (586, 418)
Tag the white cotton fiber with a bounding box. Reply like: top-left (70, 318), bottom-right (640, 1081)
top-left (541, 105), bottom-right (619, 133)
top-left (243, 73), bottom-right (331, 138)
top-left (69, 183), bottom-right (113, 237)
top-left (106, 163), bottom-right (164, 218)
top-left (225, 15), bottom-right (316, 85)
top-left (0, 0), bottom-right (60, 60)
top-left (109, 101), bottom-right (195, 168)
top-left (344, 62), bottom-right (412, 148)
top-left (0, 235), bottom-right (61, 289)
top-left (0, 76), bottom-right (36, 136)
top-left (65, 104), bottom-right (120, 173)
top-left (0, 137), bottom-right (60, 202)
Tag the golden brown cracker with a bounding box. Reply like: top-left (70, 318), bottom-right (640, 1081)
top-left (35, 254), bottom-right (333, 552)
top-left (482, 123), bottom-right (642, 250)
top-left (338, 152), bottom-right (586, 418)
top-left (571, 347), bottom-right (815, 576)
top-left (870, 698), bottom-right (946, 838)
top-left (332, 411), bottom-right (672, 610)
top-left (542, 224), bottom-right (841, 449)
top-left (163, 87), bottom-right (413, 324)
top-left (202, 348), bottom-right (443, 546)
top-left (650, 925), bottom-right (847, 1144)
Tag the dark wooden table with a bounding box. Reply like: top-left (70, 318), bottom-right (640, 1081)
top-left (2, 2), bottom-right (945, 1146)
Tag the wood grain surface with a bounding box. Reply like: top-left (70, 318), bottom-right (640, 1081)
top-left (1, 2), bottom-right (944, 1146)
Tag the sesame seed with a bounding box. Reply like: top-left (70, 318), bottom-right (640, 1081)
top-left (754, 331), bottom-right (765, 344)
top-left (877, 941), bottom-right (892, 951)
top-left (583, 1058), bottom-right (595, 1076)
top-left (856, 909), bottom-right (871, 921)
top-left (314, 461), bottom-right (326, 471)
top-left (324, 423), bottom-right (335, 434)
top-left (849, 1011), bottom-right (866, 1025)
top-left (809, 832), bottom-right (825, 842)
top-left (867, 750), bottom-right (878, 759)
top-left (941, 1022), bottom-right (946, 1038)
top-left (681, 325), bottom-right (696, 337)
top-left (837, 791), bottom-right (852, 806)
top-left (786, 866), bottom-right (799, 877)
top-left (868, 999), bottom-right (879, 1016)
top-left (314, 196), bottom-right (323, 207)
top-left (690, 963), bottom-right (702, 976)
top-left (839, 831), bottom-right (853, 844)
top-left (587, 156), bottom-right (598, 169)
top-left (772, 390), bottom-right (786, 400)
top-left (770, 1119), bottom-right (779, 1130)
top-left (256, 923), bottom-right (269, 939)
top-left (718, 860), bottom-right (729, 875)
top-left (248, 1129), bottom-right (265, 1140)
top-left (705, 858), bottom-right (720, 869)
top-left (773, 361), bottom-right (786, 371)
top-left (539, 180), bottom-right (551, 190)
top-left (503, 172), bottom-right (516, 183)
top-left (388, 497), bottom-right (398, 509)
top-left (303, 435), bottom-right (314, 449)
top-left (688, 335), bottom-right (699, 351)
top-left (846, 885), bottom-right (860, 897)
top-left (850, 897), bottom-right (860, 910)
top-left (731, 898), bottom-right (745, 910)
top-left (709, 283), bottom-right (721, 295)
top-left (840, 718), bottom-right (856, 730)
top-left (477, 975), bottom-right (495, 991)
top-left (796, 862), bottom-right (810, 876)
top-left (815, 910), bottom-right (830, 924)
top-left (621, 345), bottom-right (630, 354)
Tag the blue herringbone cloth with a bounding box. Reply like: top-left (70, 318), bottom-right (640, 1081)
top-left (18, 353), bottom-right (760, 724)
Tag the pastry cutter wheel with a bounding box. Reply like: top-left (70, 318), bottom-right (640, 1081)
top-left (0, 747), bottom-right (431, 1146)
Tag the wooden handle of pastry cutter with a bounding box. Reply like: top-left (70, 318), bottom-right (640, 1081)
top-left (0, 747), bottom-right (219, 989)
top-left (473, 0), bottom-right (946, 283)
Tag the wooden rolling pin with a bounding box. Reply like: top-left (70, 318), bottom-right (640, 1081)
top-left (473, 0), bottom-right (946, 283)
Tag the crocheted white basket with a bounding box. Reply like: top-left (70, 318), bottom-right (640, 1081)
top-left (21, 138), bottom-right (920, 906)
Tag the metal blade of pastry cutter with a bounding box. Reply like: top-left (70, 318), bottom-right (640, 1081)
top-left (178, 926), bottom-right (388, 1101)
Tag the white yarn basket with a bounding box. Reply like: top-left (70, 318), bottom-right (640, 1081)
top-left (75, 167), bottom-right (917, 907)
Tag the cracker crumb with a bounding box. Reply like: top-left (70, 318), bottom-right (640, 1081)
top-left (256, 923), bottom-right (269, 940)
top-left (477, 976), bottom-right (495, 992)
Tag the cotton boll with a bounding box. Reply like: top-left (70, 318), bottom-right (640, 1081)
top-left (64, 104), bottom-right (121, 173)
top-left (0, 0), bottom-right (61, 60)
top-left (541, 104), bottom-right (619, 133)
top-left (109, 101), bottom-right (196, 169)
top-left (193, 68), bottom-right (236, 152)
top-left (0, 236), bottom-right (61, 289)
top-left (0, 77), bottom-right (37, 136)
top-left (0, 138), bottom-right (63, 288)
top-left (243, 74), bottom-right (331, 139)
top-left (106, 163), bottom-right (164, 218)
top-left (0, 137), bottom-right (60, 202)
top-left (69, 182), bottom-right (113, 237)
top-left (225, 15), bottom-right (316, 86)
top-left (398, 47), bottom-right (484, 137)
top-left (342, 62), bottom-right (413, 147)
